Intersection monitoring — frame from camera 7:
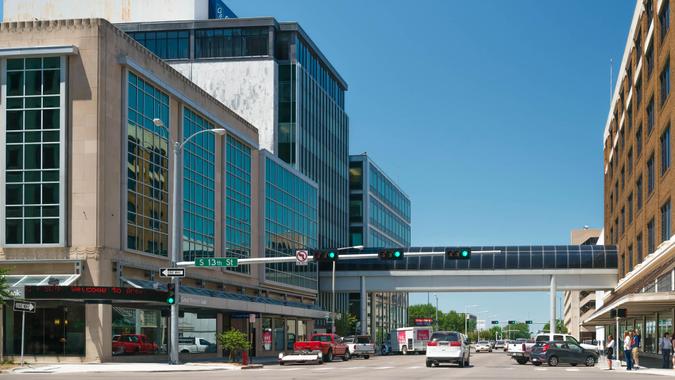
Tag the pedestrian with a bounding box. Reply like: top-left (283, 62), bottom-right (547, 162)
top-left (606, 335), bottom-right (615, 370)
top-left (632, 329), bottom-right (641, 369)
top-left (624, 331), bottom-right (633, 370)
top-left (660, 332), bottom-right (672, 369)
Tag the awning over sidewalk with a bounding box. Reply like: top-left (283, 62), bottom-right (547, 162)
top-left (582, 291), bottom-right (675, 325)
top-left (7, 274), bottom-right (81, 298)
top-left (126, 279), bottom-right (328, 319)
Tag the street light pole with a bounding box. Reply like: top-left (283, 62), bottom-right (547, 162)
top-left (433, 294), bottom-right (438, 330)
top-left (156, 118), bottom-right (226, 365)
top-left (331, 245), bottom-right (364, 334)
top-left (464, 304), bottom-right (478, 337)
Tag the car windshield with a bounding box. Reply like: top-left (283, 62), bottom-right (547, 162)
top-left (356, 336), bottom-right (371, 344)
top-left (430, 332), bottom-right (459, 342)
top-left (343, 337), bottom-right (355, 343)
top-left (313, 335), bottom-right (333, 342)
top-left (478, 341), bottom-right (489, 344)
top-left (535, 335), bottom-right (549, 342)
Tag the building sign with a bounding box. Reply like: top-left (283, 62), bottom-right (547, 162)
top-left (416, 329), bottom-right (430, 341)
top-left (24, 286), bottom-right (168, 303)
top-left (208, 0), bottom-right (237, 19)
top-left (414, 318), bottom-right (433, 326)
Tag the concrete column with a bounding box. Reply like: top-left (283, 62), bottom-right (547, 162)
top-left (360, 276), bottom-right (367, 335)
top-left (550, 275), bottom-right (557, 335)
top-left (370, 292), bottom-right (376, 343)
top-left (216, 312), bottom-right (224, 357)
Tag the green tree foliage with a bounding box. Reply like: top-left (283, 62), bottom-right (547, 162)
top-left (542, 319), bottom-right (568, 334)
top-left (0, 268), bottom-right (13, 304)
top-left (216, 329), bottom-right (251, 362)
top-left (408, 304), bottom-right (475, 332)
top-left (503, 323), bottom-right (531, 339)
top-left (336, 313), bottom-right (358, 336)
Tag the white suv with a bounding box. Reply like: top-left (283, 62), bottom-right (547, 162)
top-left (425, 331), bottom-right (470, 368)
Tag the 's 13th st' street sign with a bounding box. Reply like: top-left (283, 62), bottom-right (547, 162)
top-left (194, 257), bottom-right (239, 267)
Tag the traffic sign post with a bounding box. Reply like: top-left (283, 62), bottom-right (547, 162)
top-left (295, 250), bottom-right (309, 266)
top-left (14, 301), bottom-right (36, 367)
top-left (194, 257), bottom-right (239, 267)
top-left (160, 268), bottom-right (185, 278)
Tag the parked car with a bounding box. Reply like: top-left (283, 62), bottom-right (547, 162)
top-left (530, 341), bottom-right (598, 367)
top-left (178, 336), bottom-right (216, 353)
top-left (503, 340), bottom-right (512, 352)
top-left (494, 340), bottom-right (506, 350)
top-left (425, 331), bottom-right (470, 368)
top-left (475, 340), bottom-right (492, 353)
top-left (343, 335), bottom-right (375, 359)
top-left (112, 334), bottom-right (158, 355)
top-left (279, 333), bottom-right (349, 365)
top-left (534, 333), bottom-right (599, 353)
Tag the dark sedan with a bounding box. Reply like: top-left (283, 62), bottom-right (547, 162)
top-left (530, 341), bottom-right (598, 367)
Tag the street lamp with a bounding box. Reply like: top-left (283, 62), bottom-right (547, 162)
top-left (464, 304), bottom-right (479, 337)
top-left (433, 294), bottom-right (439, 330)
top-left (154, 118), bottom-right (226, 365)
top-left (331, 245), bottom-right (364, 334)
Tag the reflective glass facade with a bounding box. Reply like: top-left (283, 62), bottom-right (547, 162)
top-left (183, 108), bottom-right (215, 261)
top-left (263, 153), bottom-right (319, 290)
top-left (225, 135), bottom-right (252, 274)
top-left (126, 72), bottom-right (169, 256)
top-left (128, 31), bottom-right (189, 60)
top-left (195, 27), bottom-right (269, 58)
top-left (348, 155), bottom-right (411, 248)
top-left (4, 57), bottom-right (64, 245)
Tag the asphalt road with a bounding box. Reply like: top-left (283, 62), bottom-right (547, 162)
top-left (4, 352), bottom-right (666, 379)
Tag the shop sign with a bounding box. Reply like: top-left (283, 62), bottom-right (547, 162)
top-left (414, 318), bottom-right (433, 326)
top-left (263, 329), bottom-right (272, 350)
top-left (25, 286), bottom-right (168, 303)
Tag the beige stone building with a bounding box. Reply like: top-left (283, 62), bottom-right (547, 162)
top-left (0, 18), bottom-right (325, 363)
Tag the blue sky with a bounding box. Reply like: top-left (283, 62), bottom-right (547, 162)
top-left (226, 0), bottom-right (635, 327)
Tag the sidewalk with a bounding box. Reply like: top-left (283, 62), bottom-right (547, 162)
top-left (11, 362), bottom-right (242, 374)
top-left (597, 355), bottom-right (675, 377)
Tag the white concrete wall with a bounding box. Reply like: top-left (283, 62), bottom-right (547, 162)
top-left (171, 60), bottom-right (277, 152)
top-left (3, 0), bottom-right (209, 22)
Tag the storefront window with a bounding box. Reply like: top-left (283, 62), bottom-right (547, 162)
top-left (262, 318), bottom-right (272, 351)
top-left (297, 320), bottom-right (307, 342)
top-left (658, 314), bottom-right (673, 353)
top-left (273, 319), bottom-right (284, 351)
top-left (112, 307), bottom-right (166, 354)
top-left (645, 317), bottom-right (657, 353)
top-left (286, 319), bottom-right (297, 350)
top-left (4, 302), bottom-right (85, 356)
top-left (179, 312), bottom-right (217, 353)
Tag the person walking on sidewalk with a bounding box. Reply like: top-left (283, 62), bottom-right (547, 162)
top-left (660, 332), bottom-right (672, 369)
top-left (624, 331), bottom-right (633, 371)
top-left (632, 329), bottom-right (641, 369)
top-left (606, 335), bottom-right (615, 370)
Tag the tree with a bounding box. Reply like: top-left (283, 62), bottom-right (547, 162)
top-left (216, 329), bottom-right (251, 362)
top-left (542, 319), bottom-right (568, 334)
top-left (504, 323), bottom-right (531, 339)
top-left (0, 268), bottom-right (13, 304)
top-left (407, 304), bottom-right (438, 326)
top-left (336, 313), bottom-right (358, 336)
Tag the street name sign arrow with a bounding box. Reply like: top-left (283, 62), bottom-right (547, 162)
top-left (160, 268), bottom-right (186, 278)
top-left (13, 300), bottom-right (36, 313)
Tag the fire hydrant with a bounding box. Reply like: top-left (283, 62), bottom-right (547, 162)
top-left (242, 351), bottom-right (249, 365)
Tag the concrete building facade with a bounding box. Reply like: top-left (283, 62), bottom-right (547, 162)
top-left (0, 18), bottom-right (325, 363)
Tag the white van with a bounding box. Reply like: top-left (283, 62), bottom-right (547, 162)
top-left (425, 331), bottom-right (470, 367)
top-left (389, 327), bottom-right (432, 354)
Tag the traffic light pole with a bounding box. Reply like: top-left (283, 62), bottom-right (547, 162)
top-left (169, 142), bottom-right (180, 365)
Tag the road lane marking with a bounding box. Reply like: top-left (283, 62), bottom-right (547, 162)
top-left (373, 366), bottom-right (394, 370)
top-left (566, 368), bottom-right (580, 371)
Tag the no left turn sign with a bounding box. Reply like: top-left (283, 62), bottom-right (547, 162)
top-left (296, 250), bottom-right (309, 266)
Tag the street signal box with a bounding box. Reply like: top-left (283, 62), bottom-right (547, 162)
top-left (378, 249), bottom-right (404, 260)
top-left (312, 250), bottom-right (339, 262)
top-left (445, 247), bottom-right (471, 259)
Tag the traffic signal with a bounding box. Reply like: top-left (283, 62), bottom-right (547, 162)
top-left (166, 283), bottom-right (176, 305)
top-left (312, 250), bottom-right (339, 262)
top-left (445, 247), bottom-right (471, 259)
top-left (525, 320), bottom-right (533, 325)
top-left (508, 320), bottom-right (517, 325)
top-left (378, 248), bottom-right (404, 260)
top-left (491, 320), bottom-right (499, 325)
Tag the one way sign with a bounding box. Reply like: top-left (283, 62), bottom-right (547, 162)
top-left (14, 300), bottom-right (36, 313)
top-left (160, 268), bottom-right (185, 278)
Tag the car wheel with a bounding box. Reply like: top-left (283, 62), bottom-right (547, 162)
top-left (533, 362), bottom-right (542, 366)
top-left (401, 345), bottom-right (408, 355)
top-left (570, 363), bottom-right (577, 366)
top-left (180, 349), bottom-right (190, 354)
top-left (343, 350), bottom-right (351, 361)
top-left (364, 355), bottom-right (369, 359)
top-left (279, 361), bottom-right (285, 366)
top-left (548, 356), bottom-right (559, 367)
top-left (466, 355), bottom-right (470, 367)
top-left (459, 357), bottom-right (465, 368)
top-left (516, 358), bottom-right (528, 365)
top-left (426, 360), bottom-right (432, 368)
top-left (585, 356), bottom-right (596, 367)
top-left (325, 349), bottom-right (333, 362)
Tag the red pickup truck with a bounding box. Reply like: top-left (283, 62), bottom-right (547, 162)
top-left (112, 334), bottom-right (159, 355)
top-left (291, 333), bottom-right (350, 362)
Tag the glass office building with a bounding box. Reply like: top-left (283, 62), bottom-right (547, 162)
top-left (225, 135), bottom-right (252, 274)
top-left (349, 154), bottom-right (411, 248)
top-left (120, 18), bottom-right (350, 250)
top-left (262, 151), bottom-right (319, 291)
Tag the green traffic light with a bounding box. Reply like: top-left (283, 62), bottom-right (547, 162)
top-left (461, 250), bottom-right (469, 257)
top-left (167, 297), bottom-right (175, 304)
top-left (394, 251), bottom-right (401, 258)
top-left (328, 252), bottom-right (335, 258)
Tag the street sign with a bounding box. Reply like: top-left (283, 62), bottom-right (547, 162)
top-left (491, 320), bottom-right (499, 325)
top-left (295, 250), bottom-right (309, 266)
top-left (13, 301), bottom-right (36, 313)
top-left (194, 257), bottom-right (239, 267)
top-left (160, 268), bottom-right (185, 278)
top-left (249, 313), bottom-right (256, 323)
